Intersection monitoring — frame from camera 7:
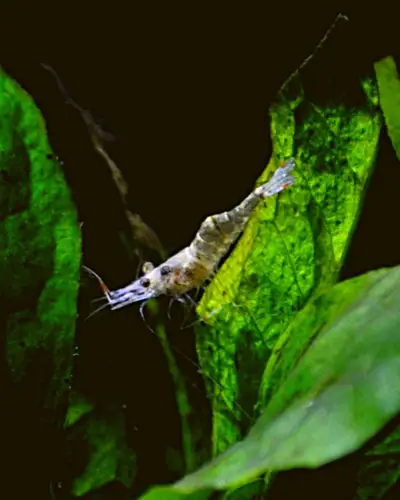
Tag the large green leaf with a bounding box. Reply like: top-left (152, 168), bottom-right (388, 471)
top-left (375, 56), bottom-right (400, 159)
top-left (260, 53), bottom-right (400, 500)
top-left (137, 486), bottom-right (211, 500)
top-left (0, 68), bottom-right (81, 490)
top-left (195, 62), bottom-right (380, 455)
top-left (172, 265), bottom-right (400, 493)
top-left (348, 54), bottom-right (400, 500)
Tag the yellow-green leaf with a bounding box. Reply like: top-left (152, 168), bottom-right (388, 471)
top-left (195, 65), bottom-right (380, 456)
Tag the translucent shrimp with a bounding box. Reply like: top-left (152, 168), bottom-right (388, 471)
top-left (85, 159), bottom-right (295, 315)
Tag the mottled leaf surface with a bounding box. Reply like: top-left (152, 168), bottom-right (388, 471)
top-left (348, 54), bottom-right (400, 500)
top-left (195, 65), bottom-right (380, 455)
top-left (0, 68), bottom-right (81, 492)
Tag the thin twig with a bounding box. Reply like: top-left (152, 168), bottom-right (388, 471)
top-left (278, 13), bottom-right (349, 93)
top-left (41, 63), bottom-right (166, 261)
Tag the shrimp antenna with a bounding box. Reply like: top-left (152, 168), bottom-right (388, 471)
top-left (82, 265), bottom-right (113, 303)
top-left (85, 301), bottom-right (112, 321)
top-left (91, 296), bottom-right (109, 304)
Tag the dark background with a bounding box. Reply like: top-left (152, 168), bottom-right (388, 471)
top-left (1, 2), bottom-right (400, 499)
top-left (1, 3), bottom-right (399, 279)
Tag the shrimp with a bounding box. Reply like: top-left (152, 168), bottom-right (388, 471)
top-left (85, 158), bottom-right (295, 316)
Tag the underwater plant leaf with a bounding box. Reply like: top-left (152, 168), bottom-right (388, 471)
top-left (155, 321), bottom-right (209, 474)
top-left (335, 55), bottom-right (400, 500)
top-left (195, 60), bottom-right (380, 455)
top-left (137, 486), bottom-right (212, 500)
top-left (172, 266), bottom-right (400, 492)
top-left (65, 391), bottom-right (95, 428)
top-left (355, 419), bottom-right (400, 500)
top-left (219, 480), bottom-right (268, 499)
top-left (70, 408), bottom-right (136, 496)
top-left (0, 68), bottom-right (81, 490)
top-left (375, 56), bottom-right (400, 158)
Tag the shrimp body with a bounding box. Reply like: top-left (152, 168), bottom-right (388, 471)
top-left (87, 159), bottom-right (295, 311)
top-left (188, 158), bottom-right (295, 268)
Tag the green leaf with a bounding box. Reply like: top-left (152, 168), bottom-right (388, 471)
top-left (375, 56), bottom-right (400, 159)
top-left (356, 420), bottom-right (400, 499)
top-left (155, 321), bottom-right (210, 474)
top-left (0, 67), bottom-right (80, 433)
top-left (220, 480), bottom-right (268, 499)
top-left (71, 407), bottom-right (136, 496)
top-left (138, 486), bottom-right (212, 500)
top-left (344, 55), bottom-right (400, 500)
top-left (173, 266), bottom-right (400, 493)
top-left (137, 483), bottom-right (266, 500)
top-left (65, 391), bottom-right (95, 428)
top-left (195, 64), bottom-right (381, 455)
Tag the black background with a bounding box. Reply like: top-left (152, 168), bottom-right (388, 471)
top-left (1, 2), bottom-right (400, 499)
top-left (1, 3), bottom-right (399, 279)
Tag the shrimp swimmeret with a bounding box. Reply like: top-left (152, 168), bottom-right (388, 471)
top-left (85, 159), bottom-right (295, 317)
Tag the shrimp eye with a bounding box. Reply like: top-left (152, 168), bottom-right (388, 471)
top-left (140, 278), bottom-right (151, 288)
top-left (160, 265), bottom-right (171, 277)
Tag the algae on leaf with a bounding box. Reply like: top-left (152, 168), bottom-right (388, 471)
top-left (174, 266), bottom-right (400, 493)
top-left (0, 68), bottom-right (81, 488)
top-left (195, 61), bottom-right (381, 456)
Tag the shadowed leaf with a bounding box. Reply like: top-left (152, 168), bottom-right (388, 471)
top-left (70, 408), bottom-right (136, 496)
top-left (355, 421), bottom-right (400, 500)
top-left (0, 67), bottom-right (81, 493)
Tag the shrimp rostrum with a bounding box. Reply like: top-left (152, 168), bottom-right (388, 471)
top-left (85, 159), bottom-right (295, 316)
